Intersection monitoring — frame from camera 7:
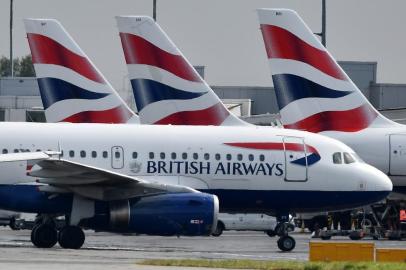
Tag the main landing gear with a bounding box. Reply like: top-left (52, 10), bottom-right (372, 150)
top-left (31, 215), bottom-right (85, 249)
top-left (275, 214), bottom-right (296, 252)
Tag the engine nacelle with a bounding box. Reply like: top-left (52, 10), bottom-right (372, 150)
top-left (90, 192), bottom-right (219, 236)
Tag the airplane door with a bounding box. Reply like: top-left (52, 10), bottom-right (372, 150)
top-left (389, 134), bottom-right (406, 175)
top-left (283, 136), bottom-right (307, 181)
top-left (111, 146), bottom-right (124, 169)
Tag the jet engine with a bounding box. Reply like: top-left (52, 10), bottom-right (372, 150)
top-left (88, 192), bottom-right (219, 236)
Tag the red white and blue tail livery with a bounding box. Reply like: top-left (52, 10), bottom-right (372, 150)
top-left (257, 9), bottom-right (393, 133)
top-left (116, 16), bottom-right (247, 126)
top-left (24, 19), bottom-right (139, 124)
top-left (257, 9), bottom-right (406, 196)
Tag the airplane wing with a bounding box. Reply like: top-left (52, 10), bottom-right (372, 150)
top-left (0, 152), bottom-right (197, 201)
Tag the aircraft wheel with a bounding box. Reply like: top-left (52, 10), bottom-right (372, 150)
top-left (211, 221), bottom-right (224, 237)
top-left (9, 217), bottom-right (19, 230)
top-left (277, 235), bottom-right (296, 252)
top-left (31, 224), bottom-right (57, 248)
top-left (58, 226), bottom-right (85, 249)
top-left (30, 225), bottom-right (38, 244)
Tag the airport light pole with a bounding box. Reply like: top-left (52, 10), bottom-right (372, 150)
top-left (153, 0), bottom-right (157, 21)
top-left (315, 0), bottom-right (326, 47)
top-left (10, 0), bottom-right (14, 77)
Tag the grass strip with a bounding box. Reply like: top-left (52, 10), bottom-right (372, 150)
top-left (139, 259), bottom-right (406, 270)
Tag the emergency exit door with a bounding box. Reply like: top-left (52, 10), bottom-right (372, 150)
top-left (111, 146), bottom-right (124, 169)
top-left (390, 134), bottom-right (406, 175)
top-left (283, 136), bottom-right (307, 181)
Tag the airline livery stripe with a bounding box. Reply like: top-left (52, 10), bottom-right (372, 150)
top-left (37, 78), bottom-right (109, 109)
top-left (260, 25), bottom-right (346, 81)
top-left (154, 102), bottom-right (229, 125)
top-left (223, 142), bottom-right (318, 155)
top-left (273, 74), bottom-right (352, 109)
top-left (61, 105), bottom-right (133, 123)
top-left (279, 92), bottom-right (365, 125)
top-left (120, 33), bottom-right (201, 83)
top-left (291, 153), bottom-right (321, 166)
top-left (268, 59), bottom-right (355, 91)
top-left (34, 64), bottom-right (113, 95)
top-left (27, 33), bottom-right (105, 84)
top-left (127, 64), bottom-right (210, 94)
top-left (284, 104), bottom-right (378, 133)
top-left (131, 79), bottom-right (207, 111)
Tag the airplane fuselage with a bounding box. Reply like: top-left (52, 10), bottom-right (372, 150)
top-left (0, 122), bottom-right (391, 214)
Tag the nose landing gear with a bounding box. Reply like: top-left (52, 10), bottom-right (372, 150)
top-left (277, 234), bottom-right (296, 252)
top-left (275, 214), bottom-right (296, 252)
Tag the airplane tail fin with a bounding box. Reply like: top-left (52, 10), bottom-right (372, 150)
top-left (24, 19), bottom-right (138, 124)
top-left (115, 16), bottom-right (248, 126)
top-left (256, 8), bottom-right (394, 133)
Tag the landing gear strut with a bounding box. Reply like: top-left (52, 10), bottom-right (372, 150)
top-left (275, 214), bottom-right (296, 252)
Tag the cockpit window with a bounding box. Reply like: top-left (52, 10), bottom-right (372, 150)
top-left (333, 152), bottom-right (342, 164)
top-left (343, 152), bottom-right (355, 164)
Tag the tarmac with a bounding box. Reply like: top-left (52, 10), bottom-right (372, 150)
top-left (0, 227), bottom-right (404, 269)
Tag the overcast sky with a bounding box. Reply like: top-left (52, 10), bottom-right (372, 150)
top-left (0, 0), bottom-right (405, 90)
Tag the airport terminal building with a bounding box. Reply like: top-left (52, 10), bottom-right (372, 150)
top-left (0, 61), bottom-right (406, 124)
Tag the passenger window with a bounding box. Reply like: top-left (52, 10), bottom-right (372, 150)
top-left (182, 153), bottom-right (187, 160)
top-left (115, 151), bottom-right (120, 159)
top-left (91, 151), bottom-right (97, 158)
top-left (259, 154), bottom-right (265, 162)
top-left (215, 153), bottom-right (221, 161)
top-left (132, 152), bottom-right (138, 159)
top-left (160, 152), bottom-right (165, 159)
top-left (343, 152), bottom-right (355, 164)
top-left (193, 153), bottom-right (198, 160)
top-left (80, 150), bottom-right (86, 158)
top-left (103, 151), bottom-right (108, 158)
top-left (149, 152), bottom-right (154, 159)
top-left (237, 154), bottom-right (243, 161)
top-left (333, 152), bottom-right (342, 164)
top-left (204, 153), bottom-right (210, 160)
top-left (14, 149), bottom-right (19, 153)
top-left (226, 154), bottom-right (232, 161)
top-left (171, 152), bottom-right (177, 159)
top-left (60, 150), bottom-right (64, 157)
top-left (248, 154), bottom-right (254, 161)
top-left (69, 150), bottom-right (75, 158)
top-left (2, 149), bottom-right (7, 154)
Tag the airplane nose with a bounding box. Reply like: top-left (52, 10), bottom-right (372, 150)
top-left (379, 170), bottom-right (393, 192)
top-left (365, 164), bottom-right (392, 192)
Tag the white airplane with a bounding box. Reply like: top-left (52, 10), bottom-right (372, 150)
top-left (257, 8), bottom-right (406, 197)
top-left (0, 121), bottom-right (391, 251)
top-left (25, 19), bottom-right (139, 124)
top-left (116, 16), bottom-right (248, 126)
